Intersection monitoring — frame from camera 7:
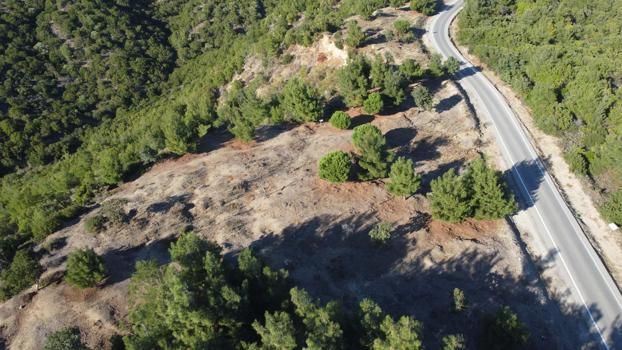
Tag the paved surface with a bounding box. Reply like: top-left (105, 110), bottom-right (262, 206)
top-left (427, 1), bottom-right (622, 348)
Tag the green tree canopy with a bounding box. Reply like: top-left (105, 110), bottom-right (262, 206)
top-left (352, 124), bottom-right (393, 180)
top-left (386, 157), bottom-right (422, 197)
top-left (329, 111), bottom-right (352, 130)
top-left (318, 151), bottom-right (352, 183)
top-left (280, 79), bottom-right (324, 123)
top-left (464, 157), bottom-right (517, 220)
top-left (428, 169), bottom-right (472, 222)
top-left (65, 249), bottom-right (106, 289)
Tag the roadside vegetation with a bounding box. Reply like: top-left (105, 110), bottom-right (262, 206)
top-left (458, 0), bottom-right (622, 225)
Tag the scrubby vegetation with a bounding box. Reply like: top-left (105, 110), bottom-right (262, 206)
top-left (369, 221), bottom-right (394, 243)
top-left (0, 250), bottom-right (40, 300)
top-left (44, 327), bottom-right (88, 350)
top-left (429, 158), bottom-right (516, 222)
top-left (352, 124), bottom-right (394, 180)
top-left (386, 157), bottom-right (422, 197)
top-left (65, 249), bottom-right (106, 289)
top-left (319, 151), bottom-right (352, 183)
top-left (330, 111), bottom-right (352, 130)
top-left (0, 0), bottom-right (404, 294)
top-left (458, 0), bottom-right (622, 224)
top-left (117, 232), bottom-right (529, 349)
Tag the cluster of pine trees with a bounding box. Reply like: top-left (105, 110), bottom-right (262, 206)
top-left (45, 232), bottom-right (529, 350)
top-left (458, 0), bottom-right (622, 225)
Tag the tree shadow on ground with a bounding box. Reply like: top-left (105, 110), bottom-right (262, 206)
top-left (351, 114), bottom-right (375, 127)
top-left (503, 159), bottom-right (545, 211)
top-left (385, 128), bottom-right (417, 148)
top-left (102, 236), bottom-right (177, 284)
top-left (196, 127), bottom-right (234, 153)
top-left (435, 94), bottom-right (462, 113)
top-left (254, 123), bottom-right (297, 143)
top-left (248, 213), bottom-right (608, 349)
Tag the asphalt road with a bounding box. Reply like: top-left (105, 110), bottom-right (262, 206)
top-left (427, 1), bottom-right (622, 347)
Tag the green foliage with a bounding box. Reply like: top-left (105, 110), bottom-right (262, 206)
top-left (464, 157), bottom-right (517, 220)
top-left (444, 57), bottom-right (461, 75)
top-left (452, 288), bottom-right (467, 313)
top-left (564, 147), bottom-right (589, 176)
top-left (0, 0), bottom-right (175, 173)
top-left (291, 287), bottom-right (343, 349)
top-left (346, 21), bottom-right (366, 48)
top-left (429, 158), bottom-right (516, 222)
top-left (400, 59), bottom-right (425, 81)
top-left (410, 0), bottom-right (438, 16)
top-left (44, 327), bottom-right (88, 350)
top-left (318, 151), bottom-right (352, 183)
top-left (428, 54), bottom-right (446, 78)
top-left (411, 86), bottom-right (433, 111)
top-left (458, 0), bottom-right (622, 222)
top-left (372, 315), bottom-right (423, 350)
top-left (329, 111), bottom-right (352, 130)
top-left (218, 81), bottom-right (268, 141)
top-left (252, 311), bottom-right (297, 350)
top-left (387, 157), bottom-right (421, 197)
top-left (352, 124), bottom-right (393, 180)
top-left (369, 222), bottom-right (394, 244)
top-left (601, 190), bottom-right (622, 226)
top-left (0, 250), bottom-right (40, 300)
top-left (65, 249), bottom-right (106, 289)
top-left (281, 79), bottom-right (324, 123)
top-left (393, 20), bottom-right (415, 43)
top-left (441, 334), bottom-right (466, 350)
top-left (480, 306), bottom-right (530, 350)
top-left (337, 55), bottom-right (371, 107)
top-left (364, 93), bottom-right (385, 115)
top-left (429, 169), bottom-right (472, 223)
top-left (84, 215), bottom-right (106, 234)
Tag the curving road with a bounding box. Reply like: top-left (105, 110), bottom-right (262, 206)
top-left (427, 0), bottom-right (622, 347)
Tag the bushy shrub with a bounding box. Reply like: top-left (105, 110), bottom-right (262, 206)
top-left (84, 215), bottom-right (106, 234)
top-left (601, 190), bottom-right (622, 226)
top-left (65, 249), bottom-right (106, 289)
top-left (44, 327), bottom-right (88, 350)
top-left (363, 92), bottom-right (384, 115)
top-left (411, 0), bottom-right (438, 15)
top-left (369, 222), bottom-right (394, 243)
top-left (411, 86), bottom-right (433, 111)
top-left (386, 157), bottom-right (421, 197)
top-left (443, 57), bottom-right (461, 75)
top-left (346, 21), bottom-right (365, 48)
top-left (0, 250), bottom-right (40, 300)
top-left (329, 111), bottom-right (352, 130)
top-left (400, 59), bottom-right (425, 80)
top-left (281, 79), bottom-right (324, 122)
top-left (428, 169), bottom-right (472, 222)
top-left (442, 334), bottom-right (466, 350)
top-left (480, 306), bottom-right (530, 350)
top-left (352, 124), bottom-right (393, 179)
top-left (318, 151), bottom-right (352, 183)
top-left (564, 147), bottom-right (588, 176)
top-left (452, 288), bottom-right (467, 312)
top-left (428, 53), bottom-right (445, 78)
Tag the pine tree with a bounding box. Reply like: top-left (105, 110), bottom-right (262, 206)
top-left (318, 151), bottom-right (352, 183)
top-left (386, 157), bottom-right (421, 197)
top-left (441, 334), bottom-right (466, 350)
top-left (372, 315), bottom-right (423, 350)
top-left (364, 92), bottom-right (384, 115)
top-left (65, 249), bottom-right (106, 289)
top-left (465, 157), bottom-right (517, 220)
top-left (428, 169), bottom-right (472, 222)
top-left (291, 288), bottom-right (343, 350)
top-left (352, 124), bottom-right (393, 180)
top-left (345, 21), bottom-right (365, 48)
top-left (252, 311), bottom-right (297, 350)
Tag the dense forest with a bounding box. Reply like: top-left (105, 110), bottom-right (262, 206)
top-left (457, 0), bottom-right (622, 225)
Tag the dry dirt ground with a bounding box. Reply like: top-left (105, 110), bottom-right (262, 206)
top-left (0, 6), bottom-right (599, 350)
